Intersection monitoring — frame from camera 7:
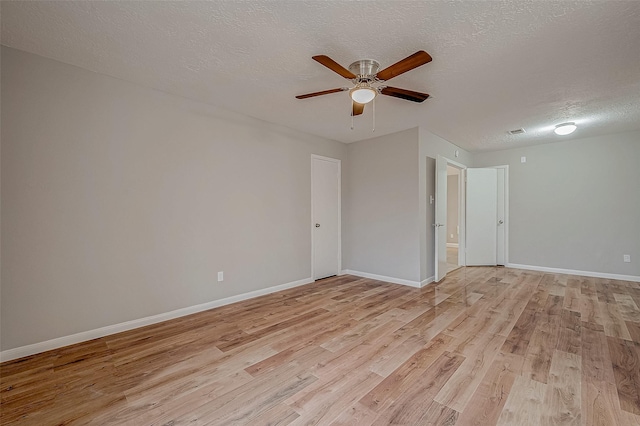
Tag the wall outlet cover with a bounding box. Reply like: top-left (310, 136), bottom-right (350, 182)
top-left (623, 255), bottom-right (631, 263)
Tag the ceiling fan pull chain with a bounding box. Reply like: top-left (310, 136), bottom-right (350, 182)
top-left (351, 105), bottom-right (354, 130)
top-left (372, 97), bottom-right (375, 132)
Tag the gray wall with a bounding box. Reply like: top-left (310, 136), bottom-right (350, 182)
top-left (447, 175), bottom-right (459, 244)
top-left (1, 47), bottom-right (347, 351)
top-left (343, 128), bottom-right (420, 282)
top-left (473, 131), bottom-right (640, 277)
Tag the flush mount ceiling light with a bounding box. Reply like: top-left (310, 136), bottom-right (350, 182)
top-left (554, 122), bottom-right (577, 136)
top-left (349, 83), bottom-right (377, 104)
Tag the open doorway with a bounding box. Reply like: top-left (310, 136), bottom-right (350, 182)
top-left (446, 165), bottom-right (462, 273)
top-left (435, 158), bottom-right (508, 281)
top-left (434, 155), bottom-right (466, 282)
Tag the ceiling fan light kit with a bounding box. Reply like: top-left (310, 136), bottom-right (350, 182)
top-left (350, 84), bottom-right (377, 104)
top-left (296, 51), bottom-right (433, 129)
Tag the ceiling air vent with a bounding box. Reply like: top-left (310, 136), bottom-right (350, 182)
top-left (508, 128), bottom-right (526, 135)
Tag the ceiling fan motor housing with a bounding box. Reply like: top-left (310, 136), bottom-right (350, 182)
top-left (349, 60), bottom-right (380, 82)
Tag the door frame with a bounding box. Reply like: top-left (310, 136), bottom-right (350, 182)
top-left (311, 154), bottom-right (342, 280)
top-left (448, 159), bottom-right (467, 268)
top-left (434, 156), bottom-right (467, 281)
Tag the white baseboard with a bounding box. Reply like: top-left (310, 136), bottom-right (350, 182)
top-left (341, 269), bottom-right (428, 288)
top-left (0, 277), bottom-right (313, 363)
top-left (421, 276), bottom-right (435, 287)
top-left (446, 243), bottom-right (459, 248)
top-left (506, 263), bottom-right (640, 283)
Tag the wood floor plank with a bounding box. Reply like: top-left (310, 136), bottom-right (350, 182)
top-left (168, 368), bottom-right (317, 425)
top-left (496, 375), bottom-right (547, 426)
top-left (557, 309), bottom-right (582, 355)
top-left (367, 331), bottom-right (445, 377)
top-left (564, 286), bottom-right (582, 313)
top-left (542, 350), bottom-right (582, 425)
top-left (522, 320), bottom-right (561, 384)
top-left (370, 352), bottom-right (465, 425)
top-left (582, 379), bottom-right (628, 426)
top-left (305, 321), bottom-right (408, 383)
top-left (413, 400), bottom-right (459, 425)
top-left (599, 301), bottom-right (633, 340)
top-left (252, 403), bottom-right (300, 426)
top-left (621, 410), bottom-right (640, 426)
top-left (359, 334), bottom-right (454, 413)
top-left (454, 356), bottom-right (518, 426)
top-left (245, 344), bottom-right (330, 378)
top-left (581, 294), bottom-right (604, 326)
top-left (287, 370), bottom-right (383, 425)
top-left (328, 402), bottom-right (379, 426)
top-left (501, 308), bottom-right (538, 356)
top-left (614, 293), bottom-right (640, 323)
top-left (607, 336), bottom-right (640, 415)
top-left (627, 321), bottom-right (640, 343)
top-left (2, 269), bottom-right (639, 426)
top-left (434, 332), bottom-right (506, 412)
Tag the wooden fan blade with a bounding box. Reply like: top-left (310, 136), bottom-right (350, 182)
top-left (376, 51), bottom-right (432, 81)
top-left (352, 101), bottom-right (365, 116)
top-left (312, 55), bottom-right (357, 79)
top-left (296, 88), bottom-right (345, 99)
top-left (380, 86), bottom-right (430, 103)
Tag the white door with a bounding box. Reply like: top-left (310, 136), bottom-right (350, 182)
top-left (312, 156), bottom-right (340, 280)
top-left (434, 155), bottom-right (448, 282)
top-left (496, 168), bottom-right (506, 265)
top-left (466, 168), bottom-right (498, 266)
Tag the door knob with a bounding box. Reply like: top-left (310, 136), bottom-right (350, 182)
top-left (432, 223), bottom-right (444, 228)
top-left (498, 220), bottom-right (504, 225)
top-left (315, 223), bottom-right (320, 228)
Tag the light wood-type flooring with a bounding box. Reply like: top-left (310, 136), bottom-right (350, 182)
top-left (2, 267), bottom-right (640, 425)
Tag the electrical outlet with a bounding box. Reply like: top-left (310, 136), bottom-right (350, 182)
top-left (521, 156), bottom-right (526, 163)
top-left (623, 255), bottom-right (631, 263)
top-left (217, 271), bottom-right (224, 282)
top-left (450, 234), bottom-right (454, 239)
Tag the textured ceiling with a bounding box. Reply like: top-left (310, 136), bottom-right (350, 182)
top-left (2, 1), bottom-right (640, 151)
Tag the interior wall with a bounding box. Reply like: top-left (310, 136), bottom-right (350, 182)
top-left (447, 174), bottom-right (459, 244)
top-left (473, 130), bottom-right (640, 278)
top-left (344, 127), bottom-right (470, 285)
top-left (343, 128), bottom-right (420, 283)
top-left (0, 47), bottom-right (347, 351)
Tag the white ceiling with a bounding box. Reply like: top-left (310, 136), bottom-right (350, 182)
top-left (2, 1), bottom-right (640, 151)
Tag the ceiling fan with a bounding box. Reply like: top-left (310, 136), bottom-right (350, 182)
top-left (296, 51), bottom-right (432, 117)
